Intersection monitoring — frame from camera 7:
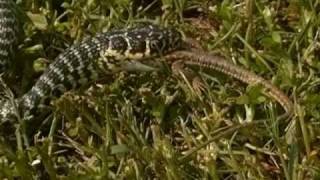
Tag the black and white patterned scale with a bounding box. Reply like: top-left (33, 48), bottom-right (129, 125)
top-left (0, 0), bottom-right (183, 122)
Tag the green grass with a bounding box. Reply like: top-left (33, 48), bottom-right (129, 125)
top-left (1, 0), bottom-right (320, 179)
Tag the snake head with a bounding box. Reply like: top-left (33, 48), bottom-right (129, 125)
top-left (122, 25), bottom-right (183, 57)
top-left (146, 25), bottom-right (183, 54)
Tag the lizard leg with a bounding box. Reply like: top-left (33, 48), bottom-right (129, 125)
top-left (171, 60), bottom-right (206, 94)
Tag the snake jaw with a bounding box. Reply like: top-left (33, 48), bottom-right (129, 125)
top-left (148, 26), bottom-right (183, 55)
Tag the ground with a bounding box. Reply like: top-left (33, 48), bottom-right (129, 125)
top-left (0, 0), bottom-right (320, 179)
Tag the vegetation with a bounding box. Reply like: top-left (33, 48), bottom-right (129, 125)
top-left (0, 0), bottom-right (320, 179)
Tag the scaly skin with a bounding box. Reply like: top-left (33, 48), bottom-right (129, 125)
top-left (0, 25), bottom-right (183, 122)
top-left (0, 0), bottom-right (19, 73)
top-left (166, 50), bottom-right (294, 118)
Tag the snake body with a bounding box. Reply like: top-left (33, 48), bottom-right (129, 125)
top-left (0, 0), bottom-right (19, 73)
top-left (21, 25), bottom-right (181, 119)
top-left (0, 23), bottom-right (182, 121)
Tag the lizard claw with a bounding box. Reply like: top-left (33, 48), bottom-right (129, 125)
top-left (191, 76), bottom-right (206, 95)
top-left (171, 60), bottom-right (206, 95)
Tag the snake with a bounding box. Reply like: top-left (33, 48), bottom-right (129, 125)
top-left (0, 0), bottom-right (293, 124)
top-left (0, 0), bottom-right (19, 73)
top-left (0, 1), bottom-right (183, 122)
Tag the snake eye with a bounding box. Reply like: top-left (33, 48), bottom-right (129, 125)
top-left (172, 37), bottom-right (182, 49)
top-left (150, 40), bottom-right (164, 54)
top-left (169, 29), bottom-right (182, 50)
